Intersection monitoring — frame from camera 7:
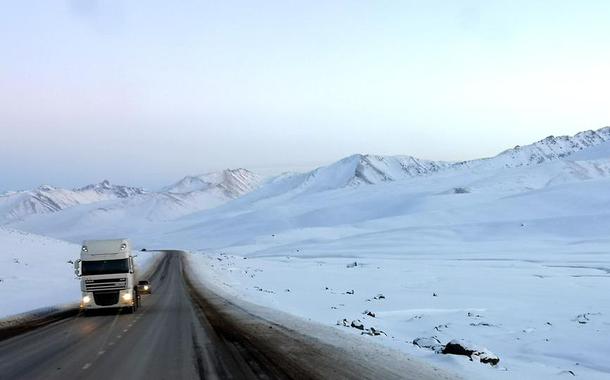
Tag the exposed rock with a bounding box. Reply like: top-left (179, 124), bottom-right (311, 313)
top-left (351, 320), bottom-right (365, 330)
top-left (362, 327), bottom-right (386, 336)
top-left (442, 339), bottom-right (500, 366)
top-left (470, 322), bottom-right (497, 327)
top-left (346, 261), bottom-right (358, 268)
top-left (363, 310), bottom-right (376, 318)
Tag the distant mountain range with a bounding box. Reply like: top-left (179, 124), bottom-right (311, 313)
top-left (458, 126), bottom-right (610, 170)
top-left (1, 126), bottom-right (609, 227)
top-left (248, 126), bottom-right (610, 198)
top-left (0, 181), bottom-right (145, 222)
top-left (0, 170), bottom-right (263, 223)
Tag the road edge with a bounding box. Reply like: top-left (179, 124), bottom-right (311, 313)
top-left (182, 251), bottom-right (461, 380)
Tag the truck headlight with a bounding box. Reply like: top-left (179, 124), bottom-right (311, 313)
top-left (122, 292), bottom-right (133, 301)
top-left (144, 285), bottom-right (149, 291)
top-left (82, 295), bottom-right (92, 304)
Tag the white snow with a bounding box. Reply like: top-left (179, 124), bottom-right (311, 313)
top-left (3, 169), bottom-right (266, 238)
top-left (164, 168), bottom-right (264, 196)
top-left (172, 129), bottom-right (610, 379)
top-left (1, 127), bottom-right (610, 378)
top-left (0, 180), bottom-right (144, 223)
top-left (187, 244), bottom-right (610, 379)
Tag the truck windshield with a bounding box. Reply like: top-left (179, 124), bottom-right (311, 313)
top-left (81, 259), bottom-right (129, 275)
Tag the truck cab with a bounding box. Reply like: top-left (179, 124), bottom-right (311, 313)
top-left (74, 239), bottom-right (139, 313)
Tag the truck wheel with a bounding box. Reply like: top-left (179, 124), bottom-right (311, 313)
top-left (134, 288), bottom-right (140, 309)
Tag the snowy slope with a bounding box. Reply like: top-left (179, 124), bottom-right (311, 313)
top-left (4, 127), bottom-right (608, 231)
top-left (0, 227), bottom-right (80, 318)
top-left (164, 168), bottom-right (264, 197)
top-left (4, 169), bottom-right (266, 241)
top-left (459, 126), bottom-right (610, 170)
top-left (142, 129), bottom-right (610, 379)
top-left (7, 127), bottom-right (610, 245)
top-left (0, 180), bottom-right (144, 223)
top-left (11, 190), bottom-right (237, 241)
top-left (199, 127), bottom-right (610, 205)
top-left (1, 169), bottom-right (265, 235)
top-left (232, 154), bottom-right (452, 202)
top-left (2, 127), bottom-right (610, 378)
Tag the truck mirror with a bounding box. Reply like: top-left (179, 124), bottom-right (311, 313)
top-left (73, 259), bottom-right (81, 277)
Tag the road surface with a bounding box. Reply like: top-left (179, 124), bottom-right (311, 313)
top-left (0, 252), bottom-right (456, 380)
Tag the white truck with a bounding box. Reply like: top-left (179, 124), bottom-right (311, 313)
top-left (74, 239), bottom-right (140, 313)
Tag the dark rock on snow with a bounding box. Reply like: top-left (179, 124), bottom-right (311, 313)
top-left (442, 339), bottom-right (500, 365)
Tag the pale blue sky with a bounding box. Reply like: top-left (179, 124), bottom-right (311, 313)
top-left (1, 1), bottom-right (610, 190)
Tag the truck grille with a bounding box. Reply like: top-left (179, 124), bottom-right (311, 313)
top-left (93, 291), bottom-right (119, 306)
top-left (85, 278), bottom-right (127, 292)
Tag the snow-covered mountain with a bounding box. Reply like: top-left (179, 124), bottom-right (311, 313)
top-left (240, 127), bottom-right (610, 200)
top-left (75, 180), bottom-right (145, 198)
top-left (0, 180), bottom-right (145, 223)
top-left (164, 169), bottom-right (264, 197)
top-left (4, 127), bottom-right (610, 380)
top-left (1, 169), bottom-right (267, 235)
top-left (3, 127), bottom-right (610, 238)
top-left (237, 154), bottom-right (453, 201)
top-left (460, 126), bottom-right (610, 170)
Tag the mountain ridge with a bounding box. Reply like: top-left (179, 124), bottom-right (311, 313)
top-left (2, 126), bottom-right (609, 224)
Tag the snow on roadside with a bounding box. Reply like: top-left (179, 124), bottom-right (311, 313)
top-left (189, 248), bottom-right (610, 380)
top-left (0, 227), bottom-right (80, 319)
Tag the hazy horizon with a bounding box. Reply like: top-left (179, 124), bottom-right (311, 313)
top-left (2, 1), bottom-right (610, 190)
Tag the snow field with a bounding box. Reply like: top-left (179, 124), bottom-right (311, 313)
top-left (189, 249), bottom-right (610, 379)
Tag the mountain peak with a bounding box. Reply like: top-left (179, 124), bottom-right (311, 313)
top-left (164, 168), bottom-right (264, 198)
top-left (484, 126), bottom-right (610, 168)
top-left (37, 185), bottom-right (56, 192)
top-left (75, 180), bottom-right (144, 198)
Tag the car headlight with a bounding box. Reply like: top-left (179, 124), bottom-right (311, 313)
top-left (122, 292), bottom-right (133, 301)
top-left (82, 295), bottom-right (92, 304)
top-left (144, 285), bottom-right (149, 290)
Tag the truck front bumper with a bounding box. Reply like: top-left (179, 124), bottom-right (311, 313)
top-left (80, 290), bottom-right (134, 309)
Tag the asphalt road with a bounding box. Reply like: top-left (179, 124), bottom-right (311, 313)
top-left (0, 253), bottom-right (284, 380)
top-left (0, 252), bottom-right (457, 380)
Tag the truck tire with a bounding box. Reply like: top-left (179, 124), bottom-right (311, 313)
top-left (125, 289), bottom-right (138, 314)
top-left (134, 288), bottom-right (140, 310)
